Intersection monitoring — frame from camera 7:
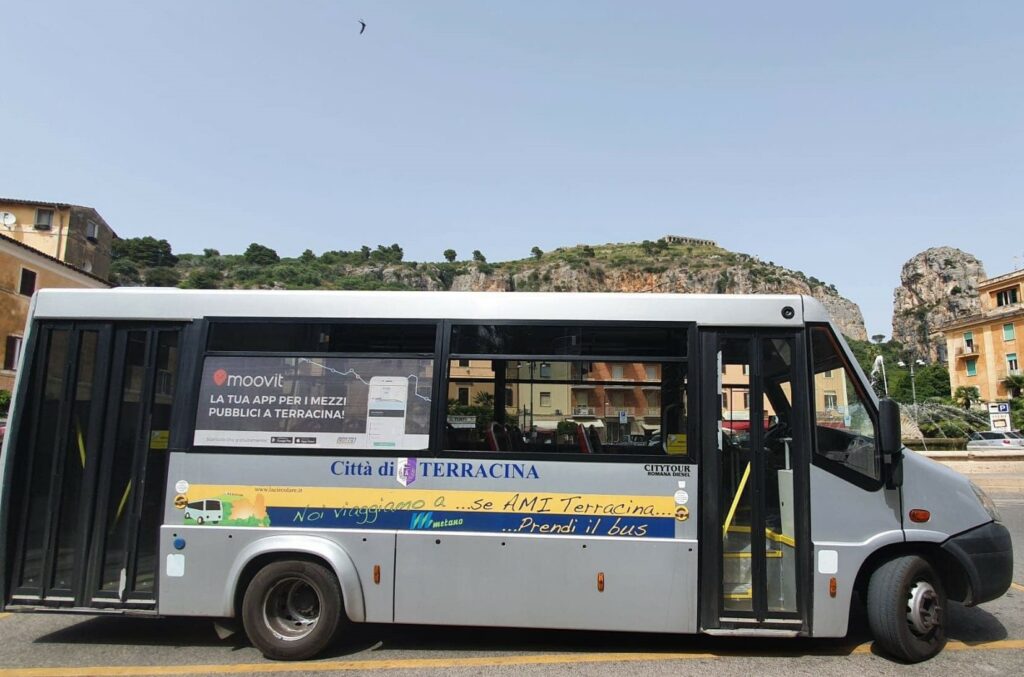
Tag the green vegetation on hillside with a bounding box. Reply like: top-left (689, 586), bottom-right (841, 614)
top-left (108, 235), bottom-right (846, 298)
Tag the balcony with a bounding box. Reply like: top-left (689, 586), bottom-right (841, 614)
top-left (956, 343), bottom-right (979, 358)
top-left (603, 406), bottom-right (636, 417)
top-left (573, 406), bottom-right (598, 416)
top-left (645, 407), bottom-right (660, 417)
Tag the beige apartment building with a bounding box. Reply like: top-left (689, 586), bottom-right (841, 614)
top-left (942, 268), bottom-right (1024, 402)
top-left (0, 198), bottom-right (116, 281)
top-left (0, 234), bottom-right (111, 391)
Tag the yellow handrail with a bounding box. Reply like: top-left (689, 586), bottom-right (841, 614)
top-left (722, 462), bottom-right (751, 539)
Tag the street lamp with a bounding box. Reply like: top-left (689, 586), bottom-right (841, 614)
top-left (897, 358), bottom-right (927, 406)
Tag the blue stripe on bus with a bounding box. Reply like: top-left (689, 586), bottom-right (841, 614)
top-left (264, 508), bottom-right (674, 538)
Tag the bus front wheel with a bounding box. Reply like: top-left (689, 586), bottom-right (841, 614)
top-left (241, 560), bottom-right (344, 660)
top-left (867, 555), bottom-right (947, 662)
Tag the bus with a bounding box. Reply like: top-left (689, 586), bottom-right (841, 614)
top-left (0, 288), bottom-right (1012, 663)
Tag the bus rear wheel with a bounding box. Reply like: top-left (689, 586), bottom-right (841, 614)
top-left (867, 555), bottom-right (947, 663)
top-left (242, 560), bottom-right (344, 660)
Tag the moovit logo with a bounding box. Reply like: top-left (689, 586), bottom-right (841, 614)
top-left (211, 368), bottom-right (285, 388)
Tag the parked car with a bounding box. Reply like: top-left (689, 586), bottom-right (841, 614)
top-left (966, 431), bottom-right (1024, 451)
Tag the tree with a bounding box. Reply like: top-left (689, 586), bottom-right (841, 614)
top-left (871, 334), bottom-right (886, 344)
top-left (143, 267), bottom-right (180, 287)
top-left (472, 250), bottom-right (486, 263)
top-left (953, 386), bottom-right (980, 410)
top-left (890, 362), bottom-right (951, 404)
top-left (112, 236), bottom-right (178, 268)
top-left (203, 248), bottom-right (220, 258)
top-left (243, 242), bottom-right (280, 266)
top-left (531, 246), bottom-right (543, 260)
top-left (443, 249), bottom-right (457, 263)
top-left (109, 259), bottom-right (141, 286)
top-left (180, 268), bottom-right (221, 289)
top-left (1002, 373), bottom-right (1024, 399)
top-left (299, 249), bottom-right (316, 263)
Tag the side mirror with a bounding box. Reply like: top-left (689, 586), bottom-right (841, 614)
top-left (878, 398), bottom-right (903, 489)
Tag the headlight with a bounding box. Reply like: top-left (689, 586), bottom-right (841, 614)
top-left (970, 481), bottom-right (1001, 522)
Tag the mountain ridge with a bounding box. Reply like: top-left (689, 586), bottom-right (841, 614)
top-left (111, 236), bottom-right (868, 340)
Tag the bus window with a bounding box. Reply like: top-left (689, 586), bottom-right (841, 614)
top-left (809, 327), bottom-right (880, 482)
top-left (445, 358), bottom-right (687, 456)
top-left (207, 321), bottom-right (436, 354)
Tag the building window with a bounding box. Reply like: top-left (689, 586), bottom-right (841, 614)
top-left (963, 331), bottom-right (974, 351)
top-left (741, 392), bottom-right (750, 410)
top-left (539, 392), bottom-right (552, 408)
top-left (824, 392), bottom-right (838, 409)
top-left (996, 288), bottom-right (1020, 307)
top-left (3, 335), bottom-right (22, 371)
top-left (645, 365), bottom-right (657, 381)
top-left (1009, 353), bottom-right (1019, 373)
top-left (505, 387), bottom-right (514, 403)
top-left (966, 358), bottom-right (977, 377)
top-left (823, 369), bottom-right (833, 378)
top-left (612, 364), bottom-right (625, 380)
top-left (34, 208), bottom-right (53, 230)
top-left (86, 220), bottom-right (99, 242)
top-left (741, 364), bottom-right (749, 375)
top-left (19, 269), bottom-right (37, 296)
top-left (457, 387), bottom-right (469, 406)
top-left (457, 359), bottom-right (470, 367)
top-left (1004, 323), bottom-right (1016, 341)
top-left (539, 362), bottom-right (551, 378)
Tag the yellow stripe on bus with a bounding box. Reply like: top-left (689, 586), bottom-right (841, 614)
top-left (186, 484), bottom-right (678, 518)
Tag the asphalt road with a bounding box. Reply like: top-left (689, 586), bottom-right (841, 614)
top-left (1, 496), bottom-right (1022, 677)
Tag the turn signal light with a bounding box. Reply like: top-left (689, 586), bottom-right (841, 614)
top-left (373, 565), bottom-right (381, 585)
top-left (909, 509), bottom-right (931, 523)
top-left (597, 572), bottom-right (605, 592)
top-left (829, 577), bottom-right (837, 598)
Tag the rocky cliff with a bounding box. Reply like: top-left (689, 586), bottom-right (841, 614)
top-left (891, 247), bottom-right (985, 361)
top-left (157, 238), bottom-right (870, 339)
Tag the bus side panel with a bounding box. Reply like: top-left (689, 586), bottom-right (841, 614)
top-left (157, 523), bottom-right (394, 621)
top-left (394, 532), bottom-right (696, 632)
top-left (159, 453), bottom-right (698, 631)
top-left (158, 452), bottom-right (396, 622)
top-left (809, 465), bottom-right (903, 637)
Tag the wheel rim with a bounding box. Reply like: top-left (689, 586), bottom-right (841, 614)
top-left (262, 576), bottom-right (322, 642)
top-left (906, 580), bottom-right (942, 636)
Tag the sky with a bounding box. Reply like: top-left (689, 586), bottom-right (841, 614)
top-left (1, 1), bottom-right (1022, 337)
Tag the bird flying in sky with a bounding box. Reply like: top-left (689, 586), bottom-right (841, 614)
top-left (358, 20), bottom-right (366, 35)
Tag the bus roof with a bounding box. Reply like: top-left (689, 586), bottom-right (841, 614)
top-left (30, 288), bottom-right (833, 327)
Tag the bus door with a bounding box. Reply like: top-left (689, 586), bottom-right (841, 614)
top-left (5, 323), bottom-right (181, 609)
top-left (699, 330), bottom-right (811, 631)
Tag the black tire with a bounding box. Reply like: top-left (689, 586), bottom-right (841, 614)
top-left (197, 516), bottom-right (204, 525)
top-left (241, 560), bottom-right (345, 661)
top-left (867, 555), bottom-right (947, 662)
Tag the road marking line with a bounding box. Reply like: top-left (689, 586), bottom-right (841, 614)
top-left (1, 639), bottom-right (1023, 676)
top-left (0, 652), bottom-right (719, 676)
top-left (1011, 582), bottom-right (1024, 592)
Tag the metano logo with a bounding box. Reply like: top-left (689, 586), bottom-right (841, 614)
top-left (211, 368), bottom-right (285, 388)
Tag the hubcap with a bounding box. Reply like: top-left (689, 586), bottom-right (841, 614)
top-left (262, 576), bottom-right (321, 641)
top-left (906, 580), bottom-right (941, 636)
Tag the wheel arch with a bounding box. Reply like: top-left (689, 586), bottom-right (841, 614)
top-left (853, 541), bottom-right (970, 605)
top-left (223, 535), bottom-right (366, 622)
